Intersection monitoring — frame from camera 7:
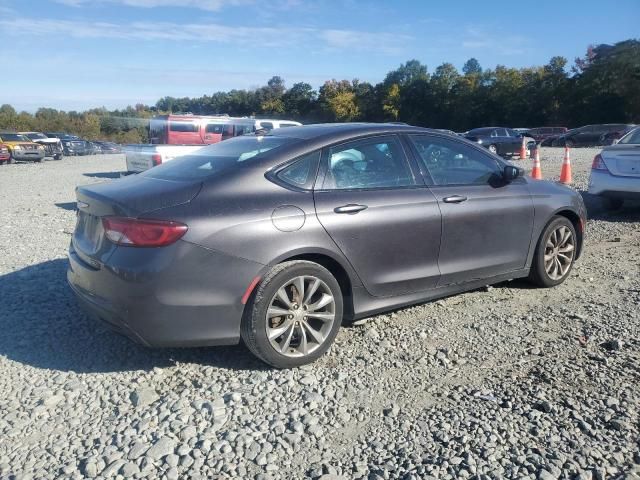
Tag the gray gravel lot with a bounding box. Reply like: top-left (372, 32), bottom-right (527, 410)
top-left (0, 149), bottom-right (639, 480)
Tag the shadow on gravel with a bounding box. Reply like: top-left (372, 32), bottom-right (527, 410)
top-left (0, 259), bottom-right (266, 374)
top-left (83, 172), bottom-right (124, 179)
top-left (580, 190), bottom-right (640, 222)
top-left (55, 202), bottom-right (77, 211)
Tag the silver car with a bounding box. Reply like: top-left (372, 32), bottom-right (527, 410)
top-left (589, 127), bottom-right (640, 209)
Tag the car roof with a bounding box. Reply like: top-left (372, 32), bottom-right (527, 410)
top-left (268, 122), bottom-right (432, 141)
top-left (467, 127), bottom-right (505, 134)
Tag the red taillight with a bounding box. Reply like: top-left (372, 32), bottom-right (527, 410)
top-left (102, 217), bottom-right (187, 247)
top-left (591, 154), bottom-right (608, 171)
top-left (151, 153), bottom-right (162, 166)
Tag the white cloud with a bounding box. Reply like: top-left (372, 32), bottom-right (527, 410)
top-left (461, 27), bottom-right (529, 56)
top-left (55, 0), bottom-right (266, 11)
top-left (0, 17), bottom-right (411, 54)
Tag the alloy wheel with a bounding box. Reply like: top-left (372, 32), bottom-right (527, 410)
top-left (544, 225), bottom-right (575, 280)
top-left (265, 276), bottom-right (336, 357)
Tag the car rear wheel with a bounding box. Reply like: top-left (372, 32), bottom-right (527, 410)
top-left (488, 144), bottom-right (498, 154)
top-left (529, 216), bottom-right (577, 287)
top-left (565, 139), bottom-right (575, 148)
top-left (241, 261), bottom-right (343, 368)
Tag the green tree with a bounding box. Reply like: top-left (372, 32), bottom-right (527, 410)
top-left (382, 83), bottom-right (401, 120)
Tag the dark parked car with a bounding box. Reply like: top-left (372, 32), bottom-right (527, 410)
top-left (464, 127), bottom-right (535, 157)
top-left (552, 124), bottom-right (636, 147)
top-left (600, 124), bottom-right (637, 146)
top-left (68, 123), bottom-right (586, 368)
top-left (93, 141), bottom-right (122, 154)
top-left (61, 138), bottom-right (89, 156)
top-left (526, 127), bottom-right (568, 145)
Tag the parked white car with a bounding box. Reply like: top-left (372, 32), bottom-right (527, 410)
top-left (589, 126), bottom-right (640, 209)
top-left (125, 144), bottom-right (206, 173)
top-left (254, 119), bottom-right (302, 131)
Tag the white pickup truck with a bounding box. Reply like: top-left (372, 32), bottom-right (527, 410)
top-left (125, 144), bottom-right (207, 173)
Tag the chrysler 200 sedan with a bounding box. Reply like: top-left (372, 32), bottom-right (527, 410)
top-left (68, 123), bottom-right (586, 368)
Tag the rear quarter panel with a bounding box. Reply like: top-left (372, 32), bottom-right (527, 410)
top-left (145, 168), bottom-right (364, 288)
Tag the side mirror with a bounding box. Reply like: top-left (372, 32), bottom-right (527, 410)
top-left (503, 165), bottom-right (524, 182)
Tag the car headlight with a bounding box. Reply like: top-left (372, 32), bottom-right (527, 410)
top-left (13, 145), bottom-right (22, 151)
top-left (38, 145), bottom-right (45, 150)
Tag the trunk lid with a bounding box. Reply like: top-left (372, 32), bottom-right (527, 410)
top-left (601, 144), bottom-right (640, 177)
top-left (73, 175), bottom-right (201, 261)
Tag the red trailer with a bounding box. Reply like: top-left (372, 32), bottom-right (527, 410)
top-left (149, 114), bottom-right (255, 145)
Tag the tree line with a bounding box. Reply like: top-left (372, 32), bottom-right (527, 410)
top-left (1, 39), bottom-right (638, 144)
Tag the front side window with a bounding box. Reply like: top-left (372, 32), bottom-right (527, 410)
top-left (260, 122), bottom-right (274, 130)
top-left (205, 123), bottom-right (224, 134)
top-left (410, 135), bottom-right (502, 186)
top-left (322, 136), bottom-right (415, 190)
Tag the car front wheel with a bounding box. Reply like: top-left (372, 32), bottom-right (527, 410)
top-left (241, 261), bottom-right (343, 368)
top-left (529, 216), bottom-right (577, 287)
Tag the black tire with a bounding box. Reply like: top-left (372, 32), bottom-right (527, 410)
top-left (528, 216), bottom-right (577, 288)
top-left (241, 260), bottom-right (343, 368)
top-left (602, 197), bottom-right (623, 210)
top-left (488, 144), bottom-right (498, 155)
top-left (565, 139), bottom-right (575, 148)
top-left (8, 153), bottom-right (15, 164)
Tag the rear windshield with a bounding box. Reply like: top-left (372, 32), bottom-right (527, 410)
top-left (144, 135), bottom-right (296, 180)
top-left (618, 127), bottom-right (640, 144)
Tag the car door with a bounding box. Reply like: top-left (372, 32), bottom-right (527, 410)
top-left (407, 134), bottom-right (534, 286)
top-left (572, 126), bottom-right (593, 146)
top-left (493, 128), bottom-right (512, 155)
top-left (506, 129), bottom-right (523, 154)
top-left (313, 134), bottom-right (442, 297)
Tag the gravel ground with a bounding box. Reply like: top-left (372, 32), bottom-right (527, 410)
top-left (0, 149), bottom-right (639, 480)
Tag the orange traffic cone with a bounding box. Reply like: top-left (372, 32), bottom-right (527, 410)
top-left (520, 136), bottom-right (527, 160)
top-left (531, 147), bottom-right (542, 179)
top-left (559, 146), bottom-right (572, 184)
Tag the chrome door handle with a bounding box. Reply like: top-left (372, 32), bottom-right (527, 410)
top-left (334, 204), bottom-right (368, 214)
top-left (443, 195), bottom-right (468, 204)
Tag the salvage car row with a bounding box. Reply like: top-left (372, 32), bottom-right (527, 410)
top-left (0, 131), bottom-right (122, 164)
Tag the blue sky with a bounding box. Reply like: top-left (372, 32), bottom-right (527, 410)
top-left (1, 0), bottom-right (638, 112)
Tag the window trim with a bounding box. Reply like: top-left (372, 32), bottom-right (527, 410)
top-left (406, 133), bottom-right (508, 188)
top-left (315, 134), bottom-right (420, 192)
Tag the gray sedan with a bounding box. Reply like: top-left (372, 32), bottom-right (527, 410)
top-left (589, 127), bottom-right (640, 209)
top-left (68, 123), bottom-right (586, 368)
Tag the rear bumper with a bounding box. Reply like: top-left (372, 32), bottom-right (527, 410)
top-left (67, 239), bottom-right (265, 347)
top-left (588, 170), bottom-right (640, 198)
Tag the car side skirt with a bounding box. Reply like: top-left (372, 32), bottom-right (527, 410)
top-left (350, 268), bottom-right (531, 321)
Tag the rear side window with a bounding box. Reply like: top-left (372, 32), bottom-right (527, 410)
top-left (322, 136), bottom-right (415, 190)
top-left (144, 136), bottom-right (296, 180)
top-left (169, 121), bottom-right (199, 132)
top-left (276, 151), bottom-right (320, 190)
